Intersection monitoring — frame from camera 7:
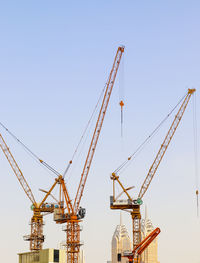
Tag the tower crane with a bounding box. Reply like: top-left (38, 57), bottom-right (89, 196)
top-left (0, 133), bottom-right (61, 251)
top-left (52, 46), bottom-right (124, 263)
top-left (110, 89), bottom-right (196, 263)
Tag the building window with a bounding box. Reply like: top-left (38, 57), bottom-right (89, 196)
top-left (54, 249), bottom-right (59, 262)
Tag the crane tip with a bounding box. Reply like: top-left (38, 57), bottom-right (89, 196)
top-left (119, 46), bottom-right (125, 52)
top-left (188, 88), bottom-right (196, 94)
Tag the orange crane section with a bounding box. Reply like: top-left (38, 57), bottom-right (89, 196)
top-left (110, 89), bottom-right (195, 263)
top-left (53, 46), bottom-right (125, 263)
top-left (73, 45), bottom-right (125, 214)
top-left (0, 133), bottom-right (60, 250)
top-left (0, 46), bottom-right (124, 257)
top-left (0, 134), bottom-right (36, 204)
top-left (139, 88), bottom-right (196, 199)
top-left (122, 227), bottom-right (161, 263)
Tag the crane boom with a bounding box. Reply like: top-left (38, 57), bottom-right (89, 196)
top-left (123, 227), bottom-right (161, 262)
top-left (138, 88), bottom-right (196, 199)
top-left (0, 133), bottom-right (36, 204)
top-left (73, 46), bottom-right (124, 213)
top-left (134, 228), bottom-right (161, 256)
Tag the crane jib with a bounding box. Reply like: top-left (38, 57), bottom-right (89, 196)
top-left (73, 46), bottom-right (125, 214)
top-left (0, 133), bottom-right (36, 205)
top-left (138, 89), bottom-right (196, 199)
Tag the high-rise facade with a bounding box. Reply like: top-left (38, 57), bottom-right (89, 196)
top-left (141, 209), bottom-right (160, 263)
top-left (111, 215), bottom-right (132, 263)
top-left (111, 211), bottom-right (159, 263)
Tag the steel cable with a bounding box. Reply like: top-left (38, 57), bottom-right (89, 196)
top-left (114, 91), bottom-right (188, 175)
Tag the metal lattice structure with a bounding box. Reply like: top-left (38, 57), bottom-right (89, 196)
top-left (0, 133), bottom-right (60, 250)
top-left (0, 134), bottom-right (36, 204)
top-left (53, 46), bottom-right (124, 263)
top-left (138, 89), bottom-right (195, 199)
top-left (110, 89), bottom-right (195, 263)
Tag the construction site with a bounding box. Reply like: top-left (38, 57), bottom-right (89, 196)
top-left (0, 45), bottom-right (199, 263)
top-left (0, 2), bottom-right (200, 263)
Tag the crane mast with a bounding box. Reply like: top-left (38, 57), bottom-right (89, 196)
top-left (110, 89), bottom-right (195, 263)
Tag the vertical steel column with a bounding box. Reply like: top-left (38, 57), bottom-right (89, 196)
top-left (131, 205), bottom-right (141, 263)
top-left (28, 216), bottom-right (44, 251)
top-left (66, 220), bottom-right (81, 263)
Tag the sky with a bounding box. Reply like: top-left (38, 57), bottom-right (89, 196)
top-left (0, 1), bottom-right (200, 263)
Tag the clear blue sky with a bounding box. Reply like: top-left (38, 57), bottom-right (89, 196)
top-left (0, 1), bottom-right (199, 263)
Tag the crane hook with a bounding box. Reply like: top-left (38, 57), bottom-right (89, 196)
top-left (119, 100), bottom-right (124, 137)
top-left (196, 189), bottom-right (199, 217)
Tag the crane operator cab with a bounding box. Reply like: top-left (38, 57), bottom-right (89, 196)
top-left (77, 207), bottom-right (86, 219)
top-left (110, 196), bottom-right (143, 210)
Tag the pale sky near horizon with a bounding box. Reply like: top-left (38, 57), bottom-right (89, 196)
top-left (0, 1), bottom-right (200, 263)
